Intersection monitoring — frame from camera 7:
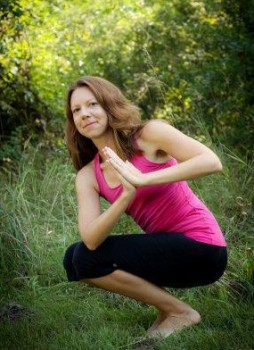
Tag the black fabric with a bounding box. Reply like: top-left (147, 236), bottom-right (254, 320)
top-left (63, 232), bottom-right (227, 288)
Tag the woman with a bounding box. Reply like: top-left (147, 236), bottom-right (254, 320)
top-left (63, 76), bottom-right (227, 338)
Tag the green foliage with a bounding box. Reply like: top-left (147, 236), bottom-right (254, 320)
top-left (127, 0), bottom-right (254, 153)
top-left (0, 0), bottom-right (51, 159)
top-left (1, 0), bottom-right (253, 162)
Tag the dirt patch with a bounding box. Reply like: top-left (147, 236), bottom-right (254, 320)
top-left (132, 338), bottom-right (160, 350)
top-left (0, 302), bottom-right (34, 322)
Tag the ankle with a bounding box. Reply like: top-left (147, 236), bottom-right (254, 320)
top-left (159, 303), bottom-right (194, 316)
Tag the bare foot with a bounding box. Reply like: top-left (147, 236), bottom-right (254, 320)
top-left (148, 309), bottom-right (201, 338)
top-left (147, 311), bottom-right (167, 333)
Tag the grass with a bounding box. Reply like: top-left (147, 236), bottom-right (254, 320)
top-left (0, 144), bottom-right (253, 350)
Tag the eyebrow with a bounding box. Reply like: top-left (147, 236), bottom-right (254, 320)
top-left (71, 99), bottom-right (97, 109)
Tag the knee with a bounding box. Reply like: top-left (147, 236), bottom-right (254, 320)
top-left (63, 242), bottom-right (77, 269)
top-left (71, 241), bottom-right (95, 275)
top-left (71, 241), bottom-right (114, 280)
top-left (63, 242), bottom-right (80, 281)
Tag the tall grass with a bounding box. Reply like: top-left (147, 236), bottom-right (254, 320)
top-left (0, 144), bottom-right (253, 350)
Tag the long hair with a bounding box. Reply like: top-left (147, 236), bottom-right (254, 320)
top-left (66, 76), bottom-right (144, 171)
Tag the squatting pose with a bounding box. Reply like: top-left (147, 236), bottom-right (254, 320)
top-left (63, 76), bottom-right (227, 338)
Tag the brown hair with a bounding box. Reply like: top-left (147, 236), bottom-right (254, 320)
top-left (66, 76), bottom-right (144, 171)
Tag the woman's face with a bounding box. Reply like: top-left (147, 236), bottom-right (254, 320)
top-left (70, 86), bottom-right (109, 139)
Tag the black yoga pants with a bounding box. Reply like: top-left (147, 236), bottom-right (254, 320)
top-left (63, 232), bottom-right (227, 288)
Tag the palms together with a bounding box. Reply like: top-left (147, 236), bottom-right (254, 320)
top-left (102, 147), bottom-right (145, 188)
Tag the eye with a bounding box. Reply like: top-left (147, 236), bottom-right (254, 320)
top-left (72, 108), bottom-right (80, 114)
top-left (90, 102), bottom-right (98, 107)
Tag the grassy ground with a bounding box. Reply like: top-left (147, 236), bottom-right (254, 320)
top-left (0, 145), bottom-right (253, 350)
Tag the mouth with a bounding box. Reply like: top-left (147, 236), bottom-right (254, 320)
top-left (84, 122), bottom-right (98, 128)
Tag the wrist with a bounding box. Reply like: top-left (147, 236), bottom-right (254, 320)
top-left (142, 173), bottom-right (153, 186)
top-left (121, 189), bottom-right (136, 201)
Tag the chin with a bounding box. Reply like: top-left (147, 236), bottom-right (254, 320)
top-left (84, 130), bottom-right (104, 139)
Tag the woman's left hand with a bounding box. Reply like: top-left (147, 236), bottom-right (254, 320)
top-left (103, 147), bottom-right (147, 187)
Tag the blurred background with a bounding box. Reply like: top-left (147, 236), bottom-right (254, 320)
top-left (1, 0), bottom-right (253, 161)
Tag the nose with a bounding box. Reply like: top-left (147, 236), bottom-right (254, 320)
top-left (80, 106), bottom-right (91, 119)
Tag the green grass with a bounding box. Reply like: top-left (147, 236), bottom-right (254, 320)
top-left (0, 145), bottom-right (253, 350)
top-left (1, 285), bottom-right (253, 350)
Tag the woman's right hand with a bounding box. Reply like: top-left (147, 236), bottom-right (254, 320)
top-left (100, 159), bottom-right (136, 200)
top-left (117, 166), bottom-right (137, 199)
top-left (109, 161), bottom-right (137, 199)
top-left (103, 147), bottom-right (146, 188)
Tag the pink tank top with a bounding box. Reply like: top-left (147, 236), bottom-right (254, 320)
top-left (93, 152), bottom-right (226, 247)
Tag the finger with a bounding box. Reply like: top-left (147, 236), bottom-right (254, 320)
top-left (104, 147), bottom-right (124, 162)
top-left (125, 160), bottom-right (141, 175)
top-left (107, 158), bottom-right (125, 173)
top-left (107, 152), bottom-right (126, 168)
top-left (108, 159), bottom-right (134, 183)
top-left (116, 171), bottom-right (136, 191)
top-left (103, 147), bottom-right (116, 158)
top-left (102, 149), bottom-right (110, 162)
top-left (105, 148), bottom-right (139, 179)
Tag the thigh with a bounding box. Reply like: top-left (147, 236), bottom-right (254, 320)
top-left (107, 232), bottom-right (227, 288)
top-left (64, 232), bottom-right (227, 288)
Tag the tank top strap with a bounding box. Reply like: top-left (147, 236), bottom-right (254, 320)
top-left (93, 152), bottom-right (104, 193)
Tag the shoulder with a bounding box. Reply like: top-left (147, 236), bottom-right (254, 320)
top-left (136, 119), bottom-right (197, 160)
top-left (137, 119), bottom-right (221, 164)
top-left (136, 119), bottom-right (174, 151)
top-left (135, 119), bottom-right (174, 160)
top-left (138, 119), bottom-right (173, 142)
top-left (76, 159), bottom-right (99, 193)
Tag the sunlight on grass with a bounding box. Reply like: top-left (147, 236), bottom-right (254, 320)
top-left (0, 145), bottom-right (253, 349)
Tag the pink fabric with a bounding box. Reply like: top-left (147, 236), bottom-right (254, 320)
top-left (93, 152), bottom-right (226, 247)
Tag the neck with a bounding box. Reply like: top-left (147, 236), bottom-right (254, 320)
top-left (91, 130), bottom-right (118, 162)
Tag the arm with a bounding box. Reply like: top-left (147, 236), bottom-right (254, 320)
top-left (104, 120), bottom-right (222, 186)
top-left (76, 164), bottom-right (135, 251)
top-left (140, 120), bottom-right (222, 185)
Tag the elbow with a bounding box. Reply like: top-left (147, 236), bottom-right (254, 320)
top-left (86, 243), bottom-right (98, 251)
top-left (82, 238), bottom-right (98, 251)
top-left (79, 226), bottom-right (99, 251)
top-left (81, 235), bottom-right (99, 251)
top-left (202, 152), bottom-right (222, 173)
top-left (217, 161), bottom-right (223, 172)
top-left (211, 157), bottom-right (223, 173)
top-left (86, 245), bottom-right (98, 251)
